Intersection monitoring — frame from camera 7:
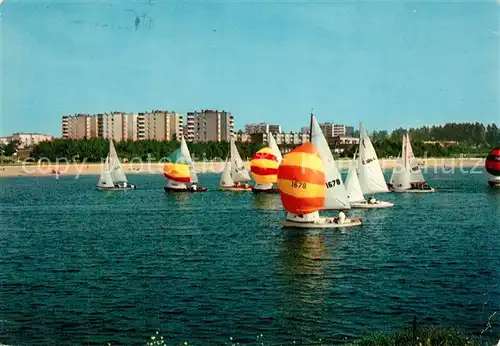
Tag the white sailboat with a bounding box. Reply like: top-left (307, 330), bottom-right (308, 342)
top-left (282, 114), bottom-right (362, 228)
top-left (97, 140), bottom-right (136, 190)
top-left (268, 132), bottom-right (282, 163)
top-left (389, 134), bottom-right (434, 193)
top-left (406, 134), bottom-right (426, 183)
top-left (345, 155), bottom-right (365, 203)
top-left (310, 115), bottom-right (351, 210)
top-left (219, 138), bottom-right (252, 191)
top-left (350, 124), bottom-right (394, 208)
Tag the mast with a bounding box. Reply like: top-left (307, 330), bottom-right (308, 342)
top-left (309, 109), bottom-right (313, 143)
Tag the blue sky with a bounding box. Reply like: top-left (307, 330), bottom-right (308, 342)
top-left (1, 0), bottom-right (499, 136)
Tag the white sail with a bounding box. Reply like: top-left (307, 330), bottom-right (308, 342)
top-left (268, 133), bottom-right (282, 163)
top-left (310, 115), bottom-right (351, 209)
top-left (230, 139), bottom-right (250, 183)
top-left (345, 156), bottom-right (365, 203)
top-left (390, 135), bottom-right (412, 190)
top-left (97, 156), bottom-right (114, 188)
top-left (357, 124), bottom-right (389, 194)
top-left (406, 134), bottom-right (425, 182)
top-left (108, 140), bottom-right (128, 183)
top-left (220, 158), bottom-right (234, 187)
top-left (180, 136), bottom-right (198, 184)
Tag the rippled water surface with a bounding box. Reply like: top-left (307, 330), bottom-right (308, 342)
top-left (1, 170), bottom-right (499, 345)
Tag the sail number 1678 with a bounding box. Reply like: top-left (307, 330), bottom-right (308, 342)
top-left (292, 181), bottom-right (307, 189)
top-left (326, 179), bottom-right (341, 188)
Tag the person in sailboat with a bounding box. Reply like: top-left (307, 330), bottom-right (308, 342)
top-left (191, 183), bottom-right (197, 191)
top-left (336, 210), bottom-right (346, 224)
top-left (368, 196), bottom-right (378, 204)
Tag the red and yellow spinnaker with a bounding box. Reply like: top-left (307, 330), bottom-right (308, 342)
top-left (277, 142), bottom-right (326, 214)
top-left (250, 147), bottom-right (279, 185)
top-left (163, 148), bottom-right (191, 183)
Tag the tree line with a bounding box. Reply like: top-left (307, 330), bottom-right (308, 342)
top-left (370, 122), bottom-right (499, 147)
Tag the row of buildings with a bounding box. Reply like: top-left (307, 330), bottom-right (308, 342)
top-left (243, 122), bottom-right (353, 137)
top-left (0, 133), bottom-right (54, 148)
top-left (62, 110), bottom-right (234, 142)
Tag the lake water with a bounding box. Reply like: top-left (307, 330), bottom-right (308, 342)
top-left (1, 170), bottom-right (499, 345)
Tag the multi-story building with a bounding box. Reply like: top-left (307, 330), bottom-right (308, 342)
top-left (185, 110), bottom-right (233, 142)
top-left (98, 112), bottom-right (124, 141)
top-left (333, 124), bottom-right (346, 137)
top-left (244, 123), bottom-right (282, 135)
top-left (235, 132), bottom-right (252, 143)
top-left (62, 110), bottom-right (183, 142)
top-left (62, 114), bottom-right (97, 139)
top-left (141, 110), bottom-right (183, 141)
top-left (8, 133), bottom-right (53, 148)
top-left (319, 123), bottom-right (335, 138)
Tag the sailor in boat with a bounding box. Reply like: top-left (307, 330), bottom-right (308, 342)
top-left (367, 196), bottom-right (378, 204)
top-left (191, 183), bottom-right (197, 191)
top-left (337, 210), bottom-right (346, 224)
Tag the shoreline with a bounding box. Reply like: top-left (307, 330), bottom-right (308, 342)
top-left (0, 158), bottom-right (486, 177)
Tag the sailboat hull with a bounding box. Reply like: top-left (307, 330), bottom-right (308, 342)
top-left (96, 185), bottom-right (136, 191)
top-left (283, 217), bottom-right (362, 229)
top-left (488, 180), bottom-right (500, 188)
top-left (251, 187), bottom-right (280, 194)
top-left (387, 183), bottom-right (435, 193)
top-left (350, 200), bottom-right (394, 208)
top-left (164, 186), bottom-right (208, 193)
top-left (389, 187), bottom-right (435, 193)
top-left (218, 185), bottom-right (252, 192)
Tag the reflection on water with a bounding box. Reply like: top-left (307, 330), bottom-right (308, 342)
top-left (277, 230), bottom-right (331, 343)
top-left (252, 194), bottom-right (282, 210)
top-left (164, 190), bottom-right (190, 206)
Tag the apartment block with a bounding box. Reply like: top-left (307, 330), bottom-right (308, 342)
top-left (62, 110), bottom-right (183, 142)
top-left (8, 133), bottom-right (53, 148)
top-left (300, 126), bottom-right (310, 135)
top-left (98, 112), bottom-right (124, 141)
top-left (185, 110), bottom-right (233, 142)
top-left (333, 124), bottom-right (346, 137)
top-left (140, 111), bottom-right (183, 141)
top-left (244, 123), bottom-right (282, 135)
top-left (301, 122), bottom-right (348, 137)
top-left (62, 114), bottom-right (97, 139)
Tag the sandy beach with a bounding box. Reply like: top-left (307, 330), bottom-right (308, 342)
top-left (0, 157), bottom-right (486, 177)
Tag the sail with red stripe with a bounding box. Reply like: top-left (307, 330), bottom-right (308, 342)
top-left (277, 142), bottom-right (326, 215)
top-left (250, 147), bottom-right (279, 186)
top-left (163, 148), bottom-right (191, 183)
top-left (486, 147), bottom-right (500, 177)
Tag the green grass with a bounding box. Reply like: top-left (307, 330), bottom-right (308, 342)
top-left (349, 325), bottom-right (481, 346)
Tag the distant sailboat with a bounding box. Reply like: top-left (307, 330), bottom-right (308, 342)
top-left (486, 147), bottom-right (500, 188)
top-left (250, 147), bottom-right (280, 194)
top-left (389, 134), bottom-right (434, 192)
top-left (219, 138), bottom-right (252, 191)
top-left (97, 140), bottom-right (136, 190)
top-left (345, 155), bottom-right (365, 203)
top-left (268, 132), bottom-right (282, 163)
top-left (164, 137), bottom-right (207, 193)
top-left (348, 124), bottom-right (394, 208)
top-left (346, 153), bottom-right (394, 208)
